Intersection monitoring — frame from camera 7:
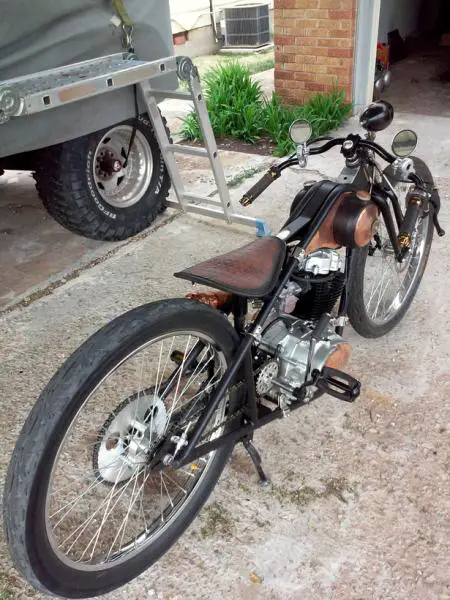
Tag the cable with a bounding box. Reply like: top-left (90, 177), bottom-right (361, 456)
top-left (123, 84), bottom-right (139, 169)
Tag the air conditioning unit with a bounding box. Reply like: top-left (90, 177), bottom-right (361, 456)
top-left (222, 3), bottom-right (270, 48)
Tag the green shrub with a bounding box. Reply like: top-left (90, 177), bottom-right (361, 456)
top-left (180, 62), bottom-right (351, 156)
top-left (264, 88), bottom-right (352, 156)
top-left (181, 62), bottom-right (265, 143)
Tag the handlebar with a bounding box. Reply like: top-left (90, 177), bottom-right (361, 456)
top-left (240, 166), bottom-right (280, 206)
top-left (307, 136), bottom-right (396, 163)
top-left (308, 137), bottom-right (345, 155)
top-left (358, 139), bottom-right (396, 163)
top-left (239, 134), bottom-right (397, 207)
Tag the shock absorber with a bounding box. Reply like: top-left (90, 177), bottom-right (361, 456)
top-left (398, 187), bottom-right (429, 255)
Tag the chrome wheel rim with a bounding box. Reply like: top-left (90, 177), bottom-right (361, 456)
top-left (45, 332), bottom-right (227, 571)
top-left (363, 182), bottom-right (429, 324)
top-left (93, 125), bottom-right (153, 208)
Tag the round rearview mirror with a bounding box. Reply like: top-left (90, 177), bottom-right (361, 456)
top-left (289, 119), bottom-right (312, 145)
top-left (392, 129), bottom-right (418, 157)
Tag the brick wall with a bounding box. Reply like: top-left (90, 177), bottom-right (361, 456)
top-left (274, 0), bottom-right (357, 104)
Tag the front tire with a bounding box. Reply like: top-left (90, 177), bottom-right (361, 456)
top-left (347, 157), bottom-right (435, 338)
top-left (3, 300), bottom-right (239, 598)
top-left (34, 113), bottom-right (171, 241)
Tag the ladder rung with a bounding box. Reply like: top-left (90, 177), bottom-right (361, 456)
top-left (167, 144), bottom-right (209, 157)
top-left (151, 90), bottom-right (193, 101)
top-left (168, 201), bottom-right (262, 228)
top-left (180, 193), bottom-right (225, 207)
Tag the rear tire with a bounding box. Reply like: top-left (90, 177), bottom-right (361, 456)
top-left (34, 113), bottom-right (171, 241)
top-left (3, 299), bottom-right (239, 598)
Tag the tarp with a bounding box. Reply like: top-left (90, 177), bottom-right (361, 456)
top-left (0, 0), bottom-right (176, 157)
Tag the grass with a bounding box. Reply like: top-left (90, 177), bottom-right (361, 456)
top-left (226, 166), bottom-right (267, 188)
top-left (181, 62), bottom-right (351, 156)
top-left (200, 500), bottom-right (234, 539)
top-left (192, 49), bottom-right (274, 78)
top-left (271, 476), bottom-right (358, 508)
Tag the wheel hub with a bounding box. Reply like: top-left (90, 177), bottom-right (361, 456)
top-left (96, 152), bottom-right (123, 177)
top-left (94, 394), bottom-right (167, 484)
top-left (92, 125), bottom-right (154, 208)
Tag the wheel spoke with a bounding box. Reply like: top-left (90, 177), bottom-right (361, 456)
top-left (77, 463), bottom-right (142, 562)
top-left (160, 473), bottom-right (174, 508)
top-left (61, 461), bottom-right (130, 555)
top-left (372, 265), bottom-right (393, 319)
top-left (163, 335), bottom-right (193, 433)
top-left (107, 467), bottom-right (152, 559)
top-left (161, 471), bottom-right (188, 496)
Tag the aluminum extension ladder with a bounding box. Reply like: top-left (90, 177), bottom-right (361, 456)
top-left (0, 52), bottom-right (268, 236)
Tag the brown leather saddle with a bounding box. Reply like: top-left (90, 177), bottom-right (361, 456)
top-left (174, 236), bottom-right (286, 298)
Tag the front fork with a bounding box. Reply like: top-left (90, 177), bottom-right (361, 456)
top-left (372, 181), bottom-right (445, 263)
top-left (398, 184), bottom-right (445, 252)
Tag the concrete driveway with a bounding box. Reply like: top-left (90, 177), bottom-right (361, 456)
top-left (0, 113), bottom-right (449, 599)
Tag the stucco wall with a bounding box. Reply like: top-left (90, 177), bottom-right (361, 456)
top-left (170, 0), bottom-right (274, 34)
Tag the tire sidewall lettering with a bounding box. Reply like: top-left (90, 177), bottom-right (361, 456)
top-left (138, 115), bottom-right (166, 194)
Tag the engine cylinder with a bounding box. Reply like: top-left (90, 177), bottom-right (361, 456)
top-left (293, 271), bottom-right (345, 321)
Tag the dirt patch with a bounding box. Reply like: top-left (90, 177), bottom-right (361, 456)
top-left (199, 501), bottom-right (234, 539)
top-left (185, 137), bottom-right (274, 156)
top-left (271, 476), bottom-right (358, 508)
top-left (229, 452), bottom-right (255, 476)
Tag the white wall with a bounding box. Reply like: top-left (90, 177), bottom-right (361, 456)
top-left (169, 0), bottom-right (273, 34)
top-left (378, 0), bottom-right (422, 43)
top-left (353, 0), bottom-right (381, 112)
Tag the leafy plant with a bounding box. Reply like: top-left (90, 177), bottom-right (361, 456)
top-left (181, 62), bottom-right (264, 143)
top-left (180, 62), bottom-right (351, 156)
top-left (264, 88), bottom-right (352, 156)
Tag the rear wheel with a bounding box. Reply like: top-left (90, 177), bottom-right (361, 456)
top-left (34, 113), bottom-right (171, 241)
top-left (347, 157), bottom-right (434, 337)
top-left (3, 300), bottom-right (238, 598)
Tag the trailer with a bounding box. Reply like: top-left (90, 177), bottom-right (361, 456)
top-left (0, 0), bottom-right (265, 240)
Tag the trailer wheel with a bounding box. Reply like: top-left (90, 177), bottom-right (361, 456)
top-left (34, 114), bottom-right (171, 241)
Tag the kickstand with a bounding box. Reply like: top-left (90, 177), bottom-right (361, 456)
top-left (242, 437), bottom-right (270, 487)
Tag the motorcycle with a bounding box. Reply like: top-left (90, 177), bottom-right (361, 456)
top-left (3, 100), bottom-right (445, 598)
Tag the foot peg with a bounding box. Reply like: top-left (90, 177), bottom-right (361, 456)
top-left (314, 366), bottom-right (360, 402)
top-left (242, 438), bottom-right (270, 487)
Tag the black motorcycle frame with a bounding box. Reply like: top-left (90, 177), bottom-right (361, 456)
top-left (151, 133), bottom-right (442, 470)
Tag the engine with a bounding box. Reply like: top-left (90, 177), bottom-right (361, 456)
top-left (255, 248), bottom-right (350, 403)
top-left (256, 318), bottom-right (347, 400)
top-left (292, 249), bottom-right (345, 321)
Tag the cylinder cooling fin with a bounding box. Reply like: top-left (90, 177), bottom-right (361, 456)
top-left (292, 271), bottom-right (345, 321)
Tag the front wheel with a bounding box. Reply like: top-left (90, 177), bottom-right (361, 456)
top-left (3, 300), bottom-right (239, 598)
top-left (347, 157), bottom-right (435, 338)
